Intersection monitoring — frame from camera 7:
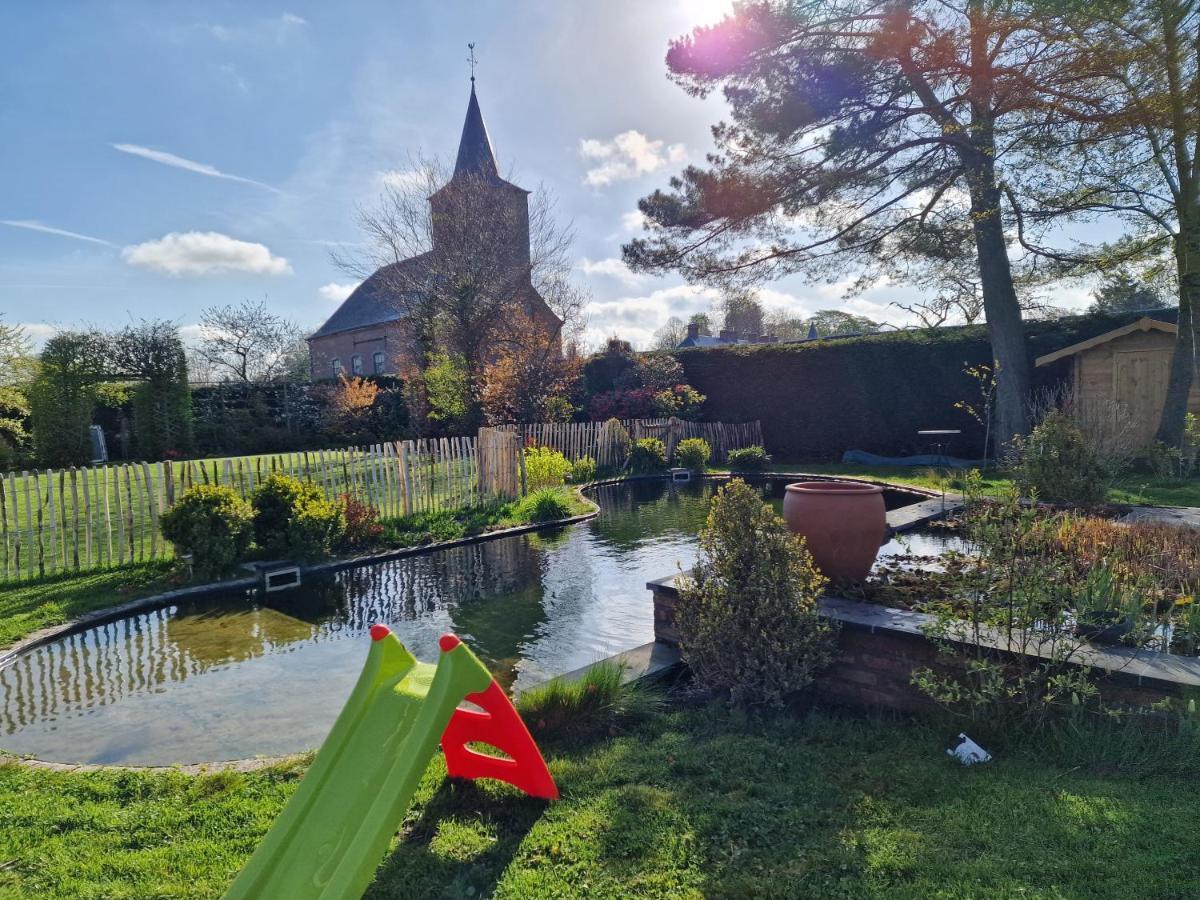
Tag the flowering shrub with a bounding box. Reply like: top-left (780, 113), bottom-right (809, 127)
top-left (587, 387), bottom-right (658, 421)
top-left (652, 384), bottom-right (706, 420)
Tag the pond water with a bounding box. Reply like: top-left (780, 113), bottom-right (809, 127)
top-left (0, 477), bottom-right (954, 766)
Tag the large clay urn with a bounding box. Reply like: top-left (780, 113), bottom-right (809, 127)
top-left (782, 481), bottom-right (888, 582)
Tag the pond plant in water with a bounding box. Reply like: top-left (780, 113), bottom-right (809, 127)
top-left (887, 473), bottom-right (1200, 728)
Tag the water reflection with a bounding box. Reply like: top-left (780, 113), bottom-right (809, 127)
top-left (0, 479), bottom-right (740, 765)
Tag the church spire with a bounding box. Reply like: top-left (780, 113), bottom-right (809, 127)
top-left (453, 47), bottom-right (499, 181)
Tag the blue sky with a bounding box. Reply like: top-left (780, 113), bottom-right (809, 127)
top-left (1, 0), bottom-right (1097, 351)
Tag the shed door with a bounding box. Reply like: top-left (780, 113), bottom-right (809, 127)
top-left (1114, 350), bottom-right (1171, 447)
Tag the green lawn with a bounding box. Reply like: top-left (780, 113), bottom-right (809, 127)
top-left (753, 462), bottom-right (1200, 508)
top-left (2, 704), bottom-right (1198, 898)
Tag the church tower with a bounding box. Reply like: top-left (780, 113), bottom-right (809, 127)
top-left (428, 83), bottom-right (531, 270)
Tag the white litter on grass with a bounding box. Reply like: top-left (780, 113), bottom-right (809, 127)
top-left (947, 733), bottom-right (992, 765)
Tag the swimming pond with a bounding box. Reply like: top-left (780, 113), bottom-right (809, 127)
top-left (0, 477), bottom-right (952, 765)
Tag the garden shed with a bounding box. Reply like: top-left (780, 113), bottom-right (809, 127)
top-left (1035, 316), bottom-right (1200, 447)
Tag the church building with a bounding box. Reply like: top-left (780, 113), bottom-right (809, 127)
top-left (307, 83), bottom-right (562, 379)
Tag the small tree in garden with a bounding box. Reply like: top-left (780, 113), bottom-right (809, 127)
top-left (677, 479), bottom-right (836, 706)
top-left (481, 314), bottom-right (579, 424)
top-left (27, 330), bottom-right (108, 466)
top-left (110, 320), bottom-right (193, 460)
top-left (324, 374), bottom-right (379, 440)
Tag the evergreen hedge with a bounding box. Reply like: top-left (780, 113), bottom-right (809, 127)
top-left (673, 311), bottom-right (1176, 461)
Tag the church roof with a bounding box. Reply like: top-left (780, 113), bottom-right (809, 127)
top-left (308, 255), bottom-right (431, 340)
top-left (454, 84), bottom-right (499, 179)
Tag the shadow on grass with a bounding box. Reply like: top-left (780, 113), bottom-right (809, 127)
top-left (366, 778), bottom-right (548, 899)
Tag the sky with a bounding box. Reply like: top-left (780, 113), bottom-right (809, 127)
top-left (0, 0), bottom-right (1100, 352)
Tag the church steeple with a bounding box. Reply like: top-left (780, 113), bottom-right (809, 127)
top-left (453, 84), bottom-right (500, 181)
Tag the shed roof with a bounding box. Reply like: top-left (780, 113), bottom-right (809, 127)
top-left (1035, 317), bottom-right (1178, 367)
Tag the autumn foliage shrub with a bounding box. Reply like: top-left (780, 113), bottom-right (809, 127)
top-left (339, 494), bottom-right (384, 551)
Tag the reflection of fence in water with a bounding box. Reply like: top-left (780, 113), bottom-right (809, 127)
top-left (0, 535), bottom-right (540, 734)
top-left (0, 604), bottom-right (323, 733)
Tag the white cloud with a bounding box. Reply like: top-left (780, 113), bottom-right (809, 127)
top-left (378, 168), bottom-right (427, 191)
top-left (319, 281), bottom-right (360, 302)
top-left (122, 232), bottom-right (292, 276)
top-left (12, 323), bottom-right (58, 349)
top-left (280, 13), bottom-right (307, 27)
top-left (1, 219), bottom-right (113, 247)
top-left (188, 13), bottom-right (307, 43)
top-left (584, 284), bottom-right (718, 349)
top-left (579, 130), bottom-right (687, 187)
top-left (621, 210), bottom-right (648, 232)
top-left (579, 257), bottom-right (646, 286)
top-left (112, 143), bottom-right (281, 194)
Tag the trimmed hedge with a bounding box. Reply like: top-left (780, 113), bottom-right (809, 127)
top-left (674, 311), bottom-right (1177, 461)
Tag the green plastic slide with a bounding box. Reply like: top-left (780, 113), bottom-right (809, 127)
top-left (222, 627), bottom-right (494, 900)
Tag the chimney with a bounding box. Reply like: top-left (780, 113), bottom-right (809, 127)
top-left (719, 328), bottom-right (737, 342)
top-left (686, 321), bottom-right (699, 341)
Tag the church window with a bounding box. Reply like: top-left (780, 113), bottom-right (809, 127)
top-left (351, 354), bottom-right (363, 376)
top-left (331, 358), bottom-right (343, 377)
top-left (373, 351), bottom-right (385, 374)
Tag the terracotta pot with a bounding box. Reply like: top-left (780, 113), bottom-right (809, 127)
top-left (782, 481), bottom-right (888, 582)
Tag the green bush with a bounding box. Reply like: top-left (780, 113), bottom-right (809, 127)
top-left (674, 437), bottom-right (711, 471)
top-left (251, 473), bottom-right (344, 560)
top-left (570, 454), bottom-right (597, 484)
top-left (516, 661), bottom-right (662, 744)
top-left (159, 485), bottom-right (254, 578)
top-left (1009, 411), bottom-right (1109, 504)
top-left (524, 445), bottom-right (573, 490)
top-left (676, 479), bottom-right (837, 706)
top-left (630, 438), bottom-right (667, 474)
top-left (516, 488), bottom-right (572, 523)
top-left (727, 445), bottom-right (770, 472)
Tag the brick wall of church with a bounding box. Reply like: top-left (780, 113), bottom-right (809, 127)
top-left (307, 322), bottom-right (411, 380)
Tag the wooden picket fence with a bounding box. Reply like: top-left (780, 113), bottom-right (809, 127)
top-left (0, 419), bottom-right (760, 584)
top-left (0, 429), bottom-right (522, 584)
top-left (515, 418), bottom-right (763, 467)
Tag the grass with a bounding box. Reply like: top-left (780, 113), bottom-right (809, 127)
top-left (2, 703), bottom-right (1198, 898)
top-left (0, 562), bottom-right (176, 649)
top-left (381, 486), bottom-right (591, 547)
top-left (743, 462), bottom-right (1200, 508)
top-left (516, 661), bottom-right (662, 744)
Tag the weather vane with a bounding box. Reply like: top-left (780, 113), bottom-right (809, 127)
top-left (467, 42), bottom-right (477, 84)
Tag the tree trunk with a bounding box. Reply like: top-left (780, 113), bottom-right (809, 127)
top-left (966, 172), bottom-right (1031, 452)
top-left (1155, 223), bottom-right (1199, 446)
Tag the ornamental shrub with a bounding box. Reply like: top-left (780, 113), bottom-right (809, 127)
top-left (630, 438), bottom-right (667, 473)
top-left (252, 473), bottom-right (344, 560)
top-left (339, 494), bottom-right (384, 551)
top-left (676, 479), bottom-right (837, 706)
top-left (517, 488), bottom-right (571, 523)
top-left (727, 445), bottom-right (770, 472)
top-left (652, 384), bottom-right (706, 420)
top-left (569, 454), bottom-right (597, 484)
top-left (674, 437), bottom-right (711, 471)
top-left (524, 445), bottom-right (573, 490)
top-left (1008, 411), bottom-right (1109, 504)
top-left (159, 484), bottom-right (254, 578)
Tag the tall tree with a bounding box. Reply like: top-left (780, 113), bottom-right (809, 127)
top-left (1023, 0), bottom-right (1198, 443)
top-left (719, 290), bottom-right (765, 336)
top-left (623, 0), bottom-right (1083, 445)
top-left (1089, 269), bottom-right (1168, 315)
top-left (652, 316), bottom-right (689, 349)
top-left (195, 299), bottom-right (304, 384)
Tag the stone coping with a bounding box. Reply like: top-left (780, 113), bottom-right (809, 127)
top-left (649, 578), bottom-right (1200, 695)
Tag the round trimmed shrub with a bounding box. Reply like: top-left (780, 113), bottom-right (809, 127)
top-left (727, 445), bottom-right (769, 472)
top-left (630, 438), bottom-right (667, 474)
top-left (676, 479), bottom-right (837, 706)
top-left (252, 473), bottom-right (344, 560)
top-left (674, 438), bottom-right (711, 471)
top-left (159, 484), bottom-right (254, 578)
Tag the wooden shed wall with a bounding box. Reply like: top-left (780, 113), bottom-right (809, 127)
top-left (1074, 329), bottom-right (1200, 445)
